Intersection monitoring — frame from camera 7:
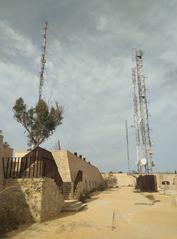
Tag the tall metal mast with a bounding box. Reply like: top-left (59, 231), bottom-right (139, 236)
top-left (132, 50), bottom-right (153, 173)
top-left (125, 120), bottom-right (131, 173)
top-left (39, 22), bottom-right (48, 101)
top-left (132, 67), bottom-right (141, 172)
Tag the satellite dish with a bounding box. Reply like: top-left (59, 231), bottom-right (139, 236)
top-left (140, 158), bottom-right (147, 166)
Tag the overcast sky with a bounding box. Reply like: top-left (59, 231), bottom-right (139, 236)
top-left (0, 0), bottom-right (177, 172)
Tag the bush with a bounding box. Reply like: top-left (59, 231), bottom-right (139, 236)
top-left (104, 174), bottom-right (117, 188)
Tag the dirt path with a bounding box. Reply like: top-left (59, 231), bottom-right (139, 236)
top-left (6, 188), bottom-right (177, 239)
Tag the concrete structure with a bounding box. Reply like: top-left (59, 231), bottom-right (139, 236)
top-left (102, 172), bottom-right (177, 191)
top-left (0, 146), bottom-right (65, 234)
top-left (0, 178), bottom-right (64, 234)
top-left (5, 147), bottom-right (63, 189)
top-left (52, 150), bottom-right (104, 199)
top-left (0, 156), bottom-right (3, 191)
top-left (0, 132), bottom-right (13, 191)
top-left (0, 133), bottom-right (13, 158)
top-left (155, 173), bottom-right (177, 190)
top-left (20, 147), bottom-right (63, 189)
top-left (102, 172), bottom-right (136, 187)
top-left (15, 149), bottom-right (104, 199)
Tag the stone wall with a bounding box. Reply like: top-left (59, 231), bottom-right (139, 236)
top-left (155, 173), bottom-right (177, 190)
top-left (102, 172), bottom-right (177, 190)
top-left (52, 150), bottom-right (72, 182)
top-left (102, 173), bottom-right (136, 187)
top-left (0, 134), bottom-right (13, 158)
top-left (39, 178), bottom-right (64, 221)
top-left (67, 151), bottom-right (103, 188)
top-left (0, 178), bottom-right (64, 235)
top-left (0, 158), bottom-right (3, 191)
top-left (0, 133), bottom-right (13, 191)
top-left (52, 150), bottom-right (104, 199)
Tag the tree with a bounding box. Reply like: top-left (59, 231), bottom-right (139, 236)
top-left (13, 97), bottom-right (63, 148)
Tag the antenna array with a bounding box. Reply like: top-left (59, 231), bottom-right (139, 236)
top-left (39, 22), bottom-right (48, 101)
top-left (132, 50), bottom-right (153, 173)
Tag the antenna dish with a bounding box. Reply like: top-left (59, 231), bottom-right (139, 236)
top-left (136, 50), bottom-right (143, 58)
top-left (140, 158), bottom-right (147, 166)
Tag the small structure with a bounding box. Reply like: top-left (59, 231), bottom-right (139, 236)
top-left (136, 175), bottom-right (157, 192)
top-left (154, 173), bottom-right (177, 191)
top-left (52, 150), bottom-right (104, 199)
top-left (3, 147), bottom-right (63, 189)
top-left (0, 132), bottom-right (13, 158)
top-left (0, 132), bottom-right (13, 191)
top-left (1, 147), bottom-right (64, 229)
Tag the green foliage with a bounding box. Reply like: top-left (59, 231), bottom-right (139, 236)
top-left (104, 173), bottom-right (118, 188)
top-left (13, 98), bottom-right (63, 148)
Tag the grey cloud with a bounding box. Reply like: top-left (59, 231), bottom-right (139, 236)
top-left (0, 0), bottom-right (177, 171)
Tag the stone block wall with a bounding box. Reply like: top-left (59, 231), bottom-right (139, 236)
top-left (52, 150), bottom-right (104, 199)
top-left (0, 133), bottom-right (13, 192)
top-left (154, 173), bottom-right (177, 190)
top-left (0, 134), bottom-right (13, 158)
top-left (102, 173), bottom-right (136, 187)
top-left (102, 173), bottom-right (177, 190)
top-left (52, 150), bottom-right (72, 182)
top-left (67, 151), bottom-right (104, 190)
top-left (0, 159), bottom-right (3, 191)
top-left (40, 178), bottom-right (64, 221)
top-left (0, 178), bottom-right (64, 235)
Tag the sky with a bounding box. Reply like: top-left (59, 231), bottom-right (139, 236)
top-left (0, 0), bottom-right (177, 172)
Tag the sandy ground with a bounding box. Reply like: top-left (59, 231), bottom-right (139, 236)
top-left (6, 187), bottom-right (177, 239)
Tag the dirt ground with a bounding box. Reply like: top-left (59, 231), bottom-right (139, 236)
top-left (6, 187), bottom-right (177, 239)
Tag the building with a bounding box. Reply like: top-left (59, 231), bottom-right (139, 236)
top-left (1, 147), bottom-right (64, 226)
top-left (0, 132), bottom-right (13, 158)
top-left (15, 148), bottom-right (104, 199)
top-left (52, 150), bottom-right (104, 199)
top-left (16, 147), bottom-right (63, 189)
top-left (0, 132), bottom-right (13, 191)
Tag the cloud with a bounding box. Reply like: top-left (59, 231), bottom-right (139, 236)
top-left (0, 0), bottom-right (177, 172)
top-left (96, 16), bottom-right (108, 31)
top-left (0, 21), bottom-right (36, 58)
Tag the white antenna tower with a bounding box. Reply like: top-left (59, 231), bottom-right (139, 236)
top-left (132, 50), bottom-right (153, 174)
top-left (39, 22), bottom-right (48, 101)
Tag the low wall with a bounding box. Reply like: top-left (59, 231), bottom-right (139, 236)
top-left (155, 173), bottom-right (176, 186)
top-left (67, 151), bottom-right (104, 195)
top-left (102, 173), bottom-right (177, 190)
top-left (0, 158), bottom-right (3, 191)
top-left (155, 173), bottom-right (177, 190)
top-left (0, 178), bottom-right (64, 235)
top-left (0, 134), bottom-right (13, 192)
top-left (102, 173), bottom-right (136, 187)
top-left (52, 150), bottom-right (104, 199)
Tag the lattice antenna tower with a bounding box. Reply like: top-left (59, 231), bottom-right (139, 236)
top-left (132, 66), bottom-right (141, 173)
top-left (39, 22), bottom-right (48, 101)
top-left (132, 50), bottom-right (153, 173)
